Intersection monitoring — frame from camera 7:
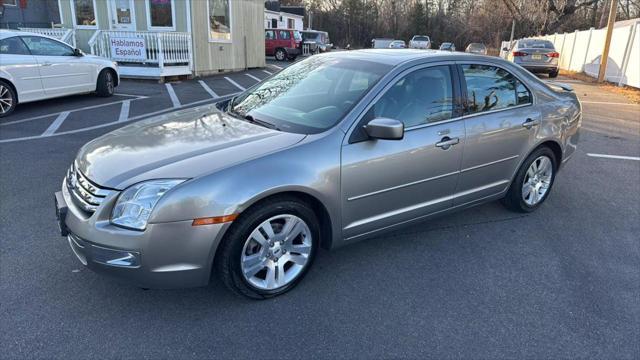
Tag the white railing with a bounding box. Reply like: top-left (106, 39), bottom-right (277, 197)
top-left (89, 30), bottom-right (192, 69)
top-left (18, 27), bottom-right (76, 47)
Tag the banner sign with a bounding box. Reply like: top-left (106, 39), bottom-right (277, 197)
top-left (109, 37), bottom-right (147, 61)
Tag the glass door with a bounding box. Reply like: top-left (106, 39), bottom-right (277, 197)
top-left (110, 0), bottom-right (136, 30)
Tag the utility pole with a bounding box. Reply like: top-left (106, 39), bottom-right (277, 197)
top-left (598, 0), bottom-right (618, 82)
top-left (509, 19), bottom-right (516, 45)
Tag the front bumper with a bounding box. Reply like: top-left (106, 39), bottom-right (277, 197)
top-left (285, 47), bottom-right (301, 56)
top-left (56, 180), bottom-right (230, 289)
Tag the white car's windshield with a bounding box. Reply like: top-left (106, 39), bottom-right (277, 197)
top-left (230, 56), bottom-right (390, 134)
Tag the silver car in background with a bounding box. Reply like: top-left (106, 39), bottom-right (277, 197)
top-left (465, 42), bottom-right (487, 55)
top-left (409, 35), bottom-right (431, 49)
top-left (439, 42), bottom-right (456, 51)
top-left (55, 50), bottom-right (581, 299)
top-left (506, 39), bottom-right (560, 78)
top-left (389, 40), bottom-right (406, 49)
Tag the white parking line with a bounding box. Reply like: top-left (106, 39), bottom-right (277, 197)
top-left (165, 83), bottom-right (181, 108)
top-left (224, 77), bottom-right (246, 91)
top-left (581, 101), bottom-right (640, 106)
top-left (42, 111), bottom-right (69, 136)
top-left (0, 95), bottom-right (147, 127)
top-left (245, 73), bottom-right (262, 82)
top-left (262, 70), bottom-right (273, 75)
top-left (0, 93), bottom-right (241, 144)
top-left (198, 80), bottom-right (219, 98)
top-left (118, 100), bottom-right (130, 122)
top-left (587, 153), bottom-right (640, 161)
top-left (268, 64), bottom-right (283, 70)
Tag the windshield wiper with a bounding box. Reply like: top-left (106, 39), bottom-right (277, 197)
top-left (244, 115), bottom-right (281, 131)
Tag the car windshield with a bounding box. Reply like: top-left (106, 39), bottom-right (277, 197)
top-left (413, 36), bottom-right (429, 42)
top-left (229, 56), bottom-right (390, 134)
top-left (519, 40), bottom-right (555, 49)
top-left (302, 32), bottom-right (319, 41)
top-left (293, 31), bottom-right (302, 41)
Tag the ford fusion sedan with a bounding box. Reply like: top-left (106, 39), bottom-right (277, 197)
top-left (0, 30), bottom-right (119, 117)
top-left (505, 39), bottom-right (560, 78)
top-left (56, 50), bottom-right (581, 299)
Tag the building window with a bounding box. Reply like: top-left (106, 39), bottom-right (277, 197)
top-left (146, 0), bottom-right (175, 30)
top-left (287, 18), bottom-right (295, 29)
top-left (271, 19), bottom-right (277, 28)
top-left (2, 0), bottom-right (18, 6)
top-left (72, 0), bottom-right (98, 28)
top-left (208, 0), bottom-right (231, 42)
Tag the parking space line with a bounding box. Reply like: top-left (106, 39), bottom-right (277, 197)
top-left (268, 64), bottom-right (283, 70)
top-left (245, 73), bottom-right (262, 82)
top-left (198, 80), bottom-right (219, 98)
top-left (165, 83), bottom-right (181, 108)
top-left (224, 77), bottom-right (246, 91)
top-left (587, 153), bottom-right (640, 161)
top-left (0, 93), bottom-right (241, 144)
top-left (42, 111), bottom-right (70, 136)
top-left (262, 70), bottom-right (273, 75)
top-left (581, 101), bottom-right (639, 106)
top-left (118, 100), bottom-right (130, 122)
top-left (0, 96), bottom-right (147, 127)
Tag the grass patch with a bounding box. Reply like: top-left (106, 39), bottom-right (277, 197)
top-left (559, 70), bottom-right (640, 104)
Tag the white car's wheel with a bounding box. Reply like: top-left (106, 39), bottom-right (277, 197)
top-left (0, 80), bottom-right (17, 118)
top-left (96, 70), bottom-right (116, 97)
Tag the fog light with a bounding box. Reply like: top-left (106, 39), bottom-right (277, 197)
top-left (91, 245), bottom-right (140, 268)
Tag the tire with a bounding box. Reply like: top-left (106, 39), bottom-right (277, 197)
top-left (216, 196), bottom-right (319, 299)
top-left (502, 146), bottom-right (557, 213)
top-left (0, 80), bottom-right (17, 118)
top-left (549, 69), bottom-right (559, 78)
top-left (96, 69), bottom-right (116, 97)
top-left (275, 48), bottom-right (287, 61)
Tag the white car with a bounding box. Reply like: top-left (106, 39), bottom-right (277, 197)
top-left (409, 35), bottom-right (431, 49)
top-left (388, 40), bottom-right (406, 49)
top-left (0, 30), bottom-right (119, 117)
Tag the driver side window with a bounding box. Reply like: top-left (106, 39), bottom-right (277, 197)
top-left (21, 36), bottom-right (74, 56)
top-left (371, 66), bottom-right (454, 128)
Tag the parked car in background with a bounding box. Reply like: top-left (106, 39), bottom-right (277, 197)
top-left (371, 38), bottom-right (394, 49)
top-left (301, 30), bottom-right (332, 54)
top-left (465, 43), bottom-right (487, 55)
top-left (0, 30), bottom-right (119, 117)
top-left (265, 29), bottom-right (302, 61)
top-left (439, 42), bottom-right (456, 51)
top-left (409, 35), bottom-right (431, 49)
top-left (389, 40), bottom-right (406, 49)
top-left (56, 50), bottom-right (581, 299)
top-left (505, 39), bottom-right (560, 78)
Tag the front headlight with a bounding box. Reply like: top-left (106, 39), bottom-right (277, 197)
top-left (111, 179), bottom-right (186, 230)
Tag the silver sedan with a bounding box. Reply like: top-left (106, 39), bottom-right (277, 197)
top-left (56, 50), bottom-right (581, 298)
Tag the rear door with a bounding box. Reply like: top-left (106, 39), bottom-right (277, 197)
top-left (0, 36), bottom-right (45, 102)
top-left (341, 64), bottom-right (465, 240)
top-left (21, 36), bottom-right (96, 96)
top-left (265, 30), bottom-right (276, 55)
top-left (454, 62), bottom-right (538, 205)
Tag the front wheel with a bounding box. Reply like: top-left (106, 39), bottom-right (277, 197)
top-left (502, 147), bottom-right (557, 213)
top-left (0, 80), bottom-right (17, 118)
top-left (274, 48), bottom-right (287, 61)
top-left (216, 197), bottom-right (319, 299)
top-left (96, 69), bottom-right (115, 97)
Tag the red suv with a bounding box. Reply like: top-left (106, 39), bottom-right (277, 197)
top-left (265, 29), bottom-right (302, 61)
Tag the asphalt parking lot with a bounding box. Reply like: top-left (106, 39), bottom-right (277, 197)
top-left (1, 63), bottom-right (639, 358)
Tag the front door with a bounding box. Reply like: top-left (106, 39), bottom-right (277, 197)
top-left (110, 0), bottom-right (136, 30)
top-left (21, 36), bottom-right (95, 96)
top-left (454, 63), bottom-right (539, 205)
top-left (341, 64), bottom-right (465, 240)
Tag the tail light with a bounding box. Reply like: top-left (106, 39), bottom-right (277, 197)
top-left (548, 52), bottom-right (560, 58)
top-left (512, 51), bottom-right (527, 57)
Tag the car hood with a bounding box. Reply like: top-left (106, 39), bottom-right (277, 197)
top-left (76, 105), bottom-right (306, 189)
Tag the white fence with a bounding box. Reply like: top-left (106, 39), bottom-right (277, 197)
top-left (18, 27), bottom-right (76, 47)
top-left (88, 30), bottom-right (192, 77)
top-left (507, 19), bottom-right (639, 88)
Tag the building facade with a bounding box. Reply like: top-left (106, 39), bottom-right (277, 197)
top-left (43, 0), bottom-right (265, 78)
top-left (0, 0), bottom-right (60, 29)
top-left (264, 9), bottom-right (302, 31)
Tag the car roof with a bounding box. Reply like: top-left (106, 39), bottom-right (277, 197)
top-left (319, 49), bottom-right (487, 66)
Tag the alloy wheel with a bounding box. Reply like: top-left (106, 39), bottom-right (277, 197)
top-left (106, 72), bottom-right (114, 94)
top-left (240, 214), bottom-right (312, 290)
top-left (522, 155), bottom-right (553, 206)
top-left (0, 85), bottom-right (13, 115)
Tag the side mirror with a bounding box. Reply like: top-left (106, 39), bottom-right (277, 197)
top-left (364, 118), bottom-right (404, 140)
top-left (73, 48), bottom-right (83, 56)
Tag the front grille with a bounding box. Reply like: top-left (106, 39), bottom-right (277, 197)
top-left (66, 162), bottom-right (113, 213)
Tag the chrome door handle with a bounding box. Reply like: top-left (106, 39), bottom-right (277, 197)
top-left (522, 118), bottom-right (540, 129)
top-left (435, 136), bottom-right (459, 150)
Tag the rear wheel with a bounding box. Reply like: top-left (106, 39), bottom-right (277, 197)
top-left (96, 69), bottom-right (115, 97)
top-left (275, 48), bottom-right (287, 61)
top-left (502, 147), bottom-right (557, 213)
top-left (216, 197), bottom-right (319, 299)
top-left (549, 69), bottom-right (559, 78)
top-left (0, 80), bottom-right (17, 118)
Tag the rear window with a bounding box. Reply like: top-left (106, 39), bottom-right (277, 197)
top-left (293, 31), bottom-right (302, 41)
top-left (413, 36), bottom-right (429, 42)
top-left (302, 32), bottom-right (319, 41)
top-left (519, 40), bottom-right (555, 49)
